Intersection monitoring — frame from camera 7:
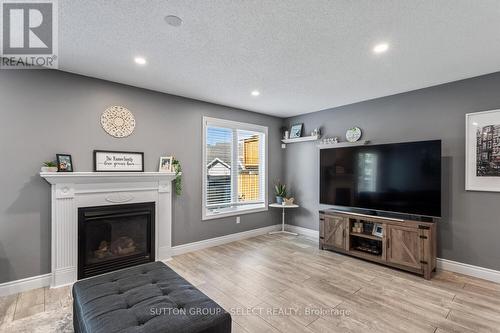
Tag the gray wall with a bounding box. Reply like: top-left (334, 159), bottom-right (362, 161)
top-left (284, 72), bottom-right (500, 271)
top-left (0, 70), bottom-right (283, 283)
top-left (3, 68), bottom-right (500, 283)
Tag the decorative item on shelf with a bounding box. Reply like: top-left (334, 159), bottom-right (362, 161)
top-left (320, 136), bottom-right (339, 145)
top-left (101, 106), bottom-right (136, 138)
top-left (172, 158), bottom-right (182, 196)
top-left (274, 181), bottom-right (287, 204)
top-left (41, 161), bottom-right (58, 173)
top-left (466, 109), bottom-right (500, 192)
top-left (93, 150), bottom-right (144, 172)
top-left (284, 130), bottom-right (289, 140)
top-left (311, 127), bottom-right (321, 137)
top-left (372, 223), bottom-right (383, 237)
top-left (158, 156), bottom-right (173, 172)
top-left (346, 126), bottom-right (362, 142)
top-left (280, 126), bottom-right (289, 140)
top-left (289, 123), bottom-right (303, 139)
top-left (283, 197), bottom-right (295, 206)
top-left (56, 154), bottom-right (74, 172)
top-left (364, 222), bottom-right (374, 234)
top-left (352, 222), bottom-right (363, 233)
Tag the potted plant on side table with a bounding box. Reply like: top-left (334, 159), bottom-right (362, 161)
top-left (274, 181), bottom-right (287, 204)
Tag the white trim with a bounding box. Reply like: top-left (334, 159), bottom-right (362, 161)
top-left (40, 172), bottom-right (176, 287)
top-left (284, 225), bottom-right (500, 283)
top-left (40, 171), bottom-right (178, 184)
top-left (202, 116), bottom-right (269, 221)
top-left (172, 224), bottom-right (280, 256)
top-left (437, 258), bottom-right (500, 283)
top-left (203, 206), bottom-right (268, 220)
top-left (0, 274), bottom-right (51, 297)
top-left (285, 224), bottom-right (319, 239)
top-left (203, 116), bottom-right (268, 133)
top-left (4, 226), bottom-right (500, 297)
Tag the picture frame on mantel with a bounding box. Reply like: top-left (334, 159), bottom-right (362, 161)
top-left (56, 154), bottom-right (74, 172)
top-left (465, 109), bottom-right (500, 192)
top-left (93, 150), bottom-right (144, 172)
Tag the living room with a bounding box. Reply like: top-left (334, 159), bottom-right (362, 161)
top-left (1, 1), bottom-right (500, 332)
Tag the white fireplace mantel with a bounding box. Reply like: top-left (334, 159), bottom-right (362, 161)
top-left (40, 171), bottom-right (178, 287)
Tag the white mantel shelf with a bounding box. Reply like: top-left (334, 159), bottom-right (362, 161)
top-left (40, 171), bottom-right (178, 288)
top-left (40, 171), bottom-right (178, 184)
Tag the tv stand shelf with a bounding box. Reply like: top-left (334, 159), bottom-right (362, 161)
top-left (350, 232), bottom-right (382, 241)
top-left (319, 209), bottom-right (437, 279)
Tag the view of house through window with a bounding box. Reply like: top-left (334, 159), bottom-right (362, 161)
top-left (204, 118), bottom-right (267, 218)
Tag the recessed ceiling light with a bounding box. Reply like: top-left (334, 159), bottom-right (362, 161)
top-left (134, 57), bottom-right (147, 65)
top-left (373, 43), bottom-right (389, 54)
top-left (165, 15), bottom-right (183, 27)
top-left (251, 90), bottom-right (260, 96)
top-left (473, 122), bottom-right (479, 126)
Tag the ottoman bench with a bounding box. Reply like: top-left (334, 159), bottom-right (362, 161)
top-left (72, 261), bottom-right (231, 333)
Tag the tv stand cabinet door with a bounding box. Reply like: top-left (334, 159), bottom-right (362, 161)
top-left (324, 216), bottom-right (347, 250)
top-left (386, 225), bottom-right (422, 269)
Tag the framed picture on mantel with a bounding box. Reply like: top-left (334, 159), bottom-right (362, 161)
top-left (93, 150), bottom-right (144, 172)
top-left (466, 109), bottom-right (500, 192)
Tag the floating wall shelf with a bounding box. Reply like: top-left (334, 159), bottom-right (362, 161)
top-left (317, 140), bottom-right (371, 149)
top-left (281, 134), bottom-right (320, 144)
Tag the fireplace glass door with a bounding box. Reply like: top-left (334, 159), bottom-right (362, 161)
top-left (78, 202), bottom-right (155, 279)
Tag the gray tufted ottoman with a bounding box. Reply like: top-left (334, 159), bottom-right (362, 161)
top-left (72, 262), bottom-right (231, 333)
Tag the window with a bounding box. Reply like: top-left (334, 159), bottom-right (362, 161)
top-left (202, 117), bottom-right (268, 220)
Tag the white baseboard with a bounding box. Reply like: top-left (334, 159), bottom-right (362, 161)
top-left (172, 224), bottom-right (280, 256)
top-left (285, 224), bottom-right (319, 239)
top-left (437, 258), bottom-right (500, 283)
top-left (3, 225), bottom-right (499, 297)
top-left (0, 273), bottom-right (51, 297)
top-left (285, 224), bottom-right (500, 284)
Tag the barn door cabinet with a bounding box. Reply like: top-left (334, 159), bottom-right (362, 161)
top-left (319, 210), bottom-right (437, 279)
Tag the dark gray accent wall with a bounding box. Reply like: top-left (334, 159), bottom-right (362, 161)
top-left (284, 72), bottom-right (500, 271)
top-left (0, 70), bottom-right (283, 283)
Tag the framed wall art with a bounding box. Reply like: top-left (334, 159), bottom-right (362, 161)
top-left (289, 123), bottom-right (303, 139)
top-left (465, 109), bottom-right (500, 191)
top-left (93, 150), bottom-right (144, 172)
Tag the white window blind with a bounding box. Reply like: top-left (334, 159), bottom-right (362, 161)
top-left (203, 117), bottom-right (268, 220)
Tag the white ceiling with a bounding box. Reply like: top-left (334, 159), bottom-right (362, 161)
top-left (59, 0), bottom-right (500, 117)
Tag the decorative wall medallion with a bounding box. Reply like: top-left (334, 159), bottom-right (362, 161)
top-left (346, 127), bottom-right (362, 142)
top-left (101, 106), bottom-right (136, 138)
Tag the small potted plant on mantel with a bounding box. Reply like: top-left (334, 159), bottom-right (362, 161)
top-left (41, 161), bottom-right (58, 173)
top-left (274, 181), bottom-right (287, 205)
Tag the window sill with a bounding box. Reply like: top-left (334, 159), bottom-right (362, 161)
top-left (203, 204), bottom-right (268, 221)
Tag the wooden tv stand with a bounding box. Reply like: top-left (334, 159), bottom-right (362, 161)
top-left (319, 209), bottom-right (437, 279)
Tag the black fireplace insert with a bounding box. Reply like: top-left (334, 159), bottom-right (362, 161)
top-left (78, 202), bottom-right (155, 279)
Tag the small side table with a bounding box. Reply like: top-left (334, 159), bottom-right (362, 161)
top-left (269, 203), bottom-right (299, 235)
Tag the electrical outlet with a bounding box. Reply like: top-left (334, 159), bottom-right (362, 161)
top-left (236, 216), bottom-right (241, 224)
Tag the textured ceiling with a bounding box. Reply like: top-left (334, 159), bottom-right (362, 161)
top-left (59, 0), bottom-right (500, 117)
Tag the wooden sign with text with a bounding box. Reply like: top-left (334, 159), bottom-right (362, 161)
top-left (93, 150), bottom-right (144, 172)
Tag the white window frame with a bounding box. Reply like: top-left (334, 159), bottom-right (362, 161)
top-left (202, 116), bottom-right (268, 220)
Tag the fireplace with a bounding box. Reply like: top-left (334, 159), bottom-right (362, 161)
top-left (78, 202), bottom-right (155, 279)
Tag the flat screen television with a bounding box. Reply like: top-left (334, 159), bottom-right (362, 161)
top-left (320, 140), bottom-right (441, 218)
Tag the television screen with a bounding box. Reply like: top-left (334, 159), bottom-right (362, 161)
top-left (320, 140), bottom-right (441, 217)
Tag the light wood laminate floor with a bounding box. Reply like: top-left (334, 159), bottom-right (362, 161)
top-left (2, 234), bottom-right (500, 332)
